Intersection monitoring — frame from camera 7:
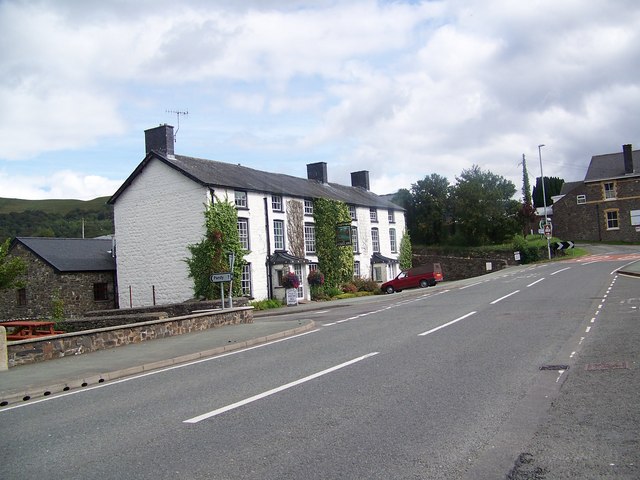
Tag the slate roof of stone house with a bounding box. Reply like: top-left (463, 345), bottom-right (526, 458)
top-left (11, 237), bottom-right (115, 273)
top-left (584, 148), bottom-right (640, 182)
top-left (109, 151), bottom-right (403, 211)
top-left (559, 181), bottom-right (582, 195)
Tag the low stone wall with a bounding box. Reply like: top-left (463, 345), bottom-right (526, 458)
top-left (6, 307), bottom-right (253, 368)
top-left (58, 312), bottom-right (170, 332)
top-left (412, 254), bottom-right (510, 281)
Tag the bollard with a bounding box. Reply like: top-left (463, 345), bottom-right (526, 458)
top-left (0, 326), bottom-right (8, 371)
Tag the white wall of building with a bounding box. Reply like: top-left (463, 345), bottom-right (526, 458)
top-left (114, 159), bottom-right (208, 307)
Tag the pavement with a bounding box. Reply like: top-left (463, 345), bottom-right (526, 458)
top-left (1, 259), bottom-right (639, 411)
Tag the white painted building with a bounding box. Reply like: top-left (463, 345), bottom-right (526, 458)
top-left (108, 124), bottom-right (406, 307)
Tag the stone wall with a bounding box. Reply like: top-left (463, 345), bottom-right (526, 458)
top-left (412, 253), bottom-right (510, 281)
top-left (0, 243), bottom-right (116, 320)
top-left (6, 307), bottom-right (253, 367)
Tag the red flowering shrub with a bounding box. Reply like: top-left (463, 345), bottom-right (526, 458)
top-left (307, 270), bottom-right (325, 286)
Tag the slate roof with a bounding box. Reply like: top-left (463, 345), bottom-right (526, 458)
top-left (12, 237), bottom-right (115, 273)
top-left (584, 148), bottom-right (640, 182)
top-left (109, 152), bottom-right (403, 211)
top-left (559, 181), bottom-right (582, 195)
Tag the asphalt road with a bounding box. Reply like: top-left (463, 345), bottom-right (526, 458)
top-left (1, 250), bottom-right (638, 479)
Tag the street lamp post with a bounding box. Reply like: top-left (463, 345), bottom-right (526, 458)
top-left (538, 144), bottom-right (551, 260)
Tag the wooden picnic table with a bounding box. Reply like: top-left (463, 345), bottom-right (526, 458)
top-left (0, 321), bottom-right (64, 341)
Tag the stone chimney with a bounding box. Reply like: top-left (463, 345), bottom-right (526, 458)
top-left (623, 144), bottom-right (634, 174)
top-left (145, 124), bottom-right (174, 156)
top-left (351, 170), bottom-right (370, 190)
top-left (307, 162), bottom-right (328, 183)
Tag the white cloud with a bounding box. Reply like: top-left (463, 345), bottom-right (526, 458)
top-left (0, 170), bottom-right (122, 200)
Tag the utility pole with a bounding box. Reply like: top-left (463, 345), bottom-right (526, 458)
top-left (538, 144), bottom-right (551, 260)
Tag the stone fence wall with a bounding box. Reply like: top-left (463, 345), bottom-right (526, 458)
top-left (412, 254), bottom-right (511, 281)
top-left (6, 307), bottom-right (253, 368)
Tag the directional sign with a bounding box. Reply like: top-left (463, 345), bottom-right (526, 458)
top-left (554, 241), bottom-right (575, 250)
top-left (210, 272), bottom-right (232, 283)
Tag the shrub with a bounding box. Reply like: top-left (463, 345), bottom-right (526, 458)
top-left (512, 235), bottom-right (542, 264)
top-left (250, 298), bottom-right (284, 310)
top-left (352, 276), bottom-right (380, 292)
top-left (341, 283), bottom-right (358, 293)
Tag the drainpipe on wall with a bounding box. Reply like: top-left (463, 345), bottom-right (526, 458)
top-left (264, 197), bottom-right (273, 299)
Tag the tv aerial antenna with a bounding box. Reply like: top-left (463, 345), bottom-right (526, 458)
top-left (166, 109), bottom-right (188, 142)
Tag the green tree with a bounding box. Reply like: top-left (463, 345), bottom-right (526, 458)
top-left (186, 198), bottom-right (244, 300)
top-left (398, 231), bottom-right (412, 270)
top-left (450, 165), bottom-right (518, 245)
top-left (313, 198), bottom-right (353, 288)
top-left (532, 176), bottom-right (564, 208)
top-left (0, 238), bottom-right (27, 290)
top-left (410, 173), bottom-right (450, 245)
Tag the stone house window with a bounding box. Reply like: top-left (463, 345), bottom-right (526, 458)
top-left (390, 228), bottom-right (397, 253)
top-left (17, 288), bottom-right (27, 306)
top-left (388, 209), bottom-right (395, 223)
top-left (605, 209), bottom-right (619, 230)
top-left (576, 194), bottom-right (586, 204)
top-left (603, 182), bottom-right (616, 200)
top-left (349, 205), bottom-right (357, 220)
top-left (354, 261), bottom-right (361, 277)
top-left (370, 208), bottom-right (378, 222)
top-left (94, 283), bottom-right (109, 301)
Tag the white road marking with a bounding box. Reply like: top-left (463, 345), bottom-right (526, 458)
top-left (418, 311), bottom-right (476, 337)
top-left (527, 278), bottom-right (545, 287)
top-left (183, 352), bottom-right (379, 423)
top-left (550, 267), bottom-right (571, 276)
top-left (490, 290), bottom-right (520, 304)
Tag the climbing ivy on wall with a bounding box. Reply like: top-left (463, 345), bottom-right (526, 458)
top-left (286, 199), bottom-right (304, 258)
top-left (186, 197), bottom-right (244, 300)
top-left (313, 198), bottom-right (353, 288)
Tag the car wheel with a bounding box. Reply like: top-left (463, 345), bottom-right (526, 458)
top-left (385, 286), bottom-right (395, 294)
top-left (419, 279), bottom-right (429, 288)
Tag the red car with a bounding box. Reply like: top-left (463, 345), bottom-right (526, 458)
top-left (381, 263), bottom-right (443, 293)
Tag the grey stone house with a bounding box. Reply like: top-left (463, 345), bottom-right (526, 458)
top-left (0, 237), bottom-right (116, 320)
top-left (553, 144), bottom-right (640, 242)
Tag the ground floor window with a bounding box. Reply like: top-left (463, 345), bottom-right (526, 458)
top-left (241, 263), bottom-right (252, 297)
top-left (17, 288), bottom-right (26, 306)
top-left (372, 265), bottom-right (383, 282)
top-left (294, 264), bottom-right (304, 299)
top-left (605, 209), bottom-right (619, 230)
top-left (94, 282), bottom-right (109, 301)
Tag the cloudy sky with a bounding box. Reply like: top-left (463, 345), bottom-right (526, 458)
top-left (1, 0), bottom-right (639, 200)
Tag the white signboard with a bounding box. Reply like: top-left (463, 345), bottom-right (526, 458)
top-left (210, 272), bottom-right (232, 283)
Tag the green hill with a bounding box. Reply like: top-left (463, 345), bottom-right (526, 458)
top-left (0, 197), bottom-right (113, 242)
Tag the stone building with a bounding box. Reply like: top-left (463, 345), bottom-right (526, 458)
top-left (552, 144), bottom-right (640, 243)
top-left (0, 237), bottom-right (116, 320)
top-left (108, 124), bottom-right (406, 307)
